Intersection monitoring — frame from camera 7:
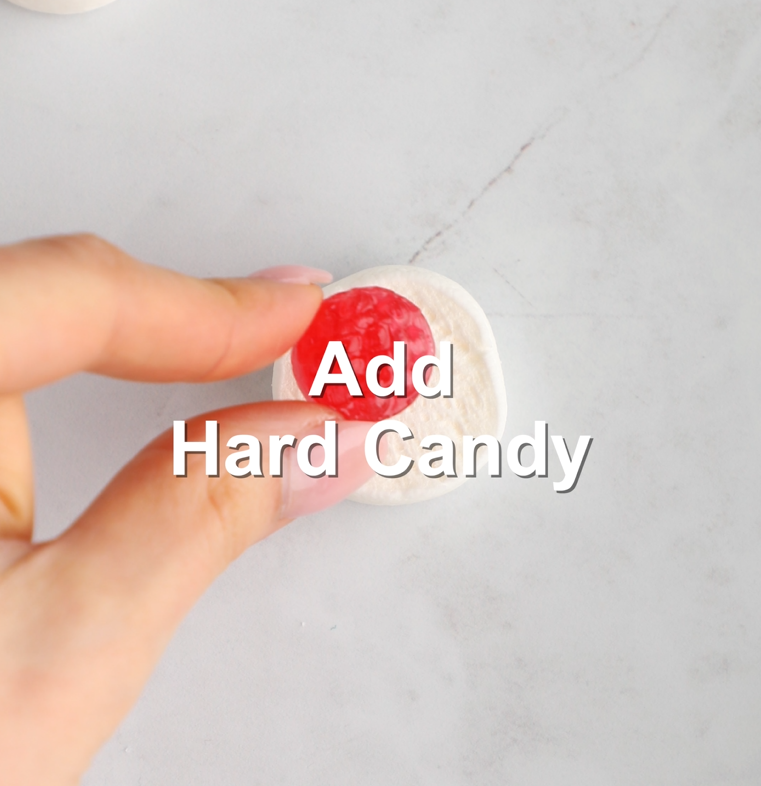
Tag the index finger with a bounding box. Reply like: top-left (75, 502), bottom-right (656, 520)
top-left (0, 235), bottom-right (324, 394)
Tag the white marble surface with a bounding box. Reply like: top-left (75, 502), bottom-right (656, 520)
top-left (1, 0), bottom-right (760, 783)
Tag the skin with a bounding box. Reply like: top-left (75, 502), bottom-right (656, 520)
top-left (0, 235), bottom-right (337, 785)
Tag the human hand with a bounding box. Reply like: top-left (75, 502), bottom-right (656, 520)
top-left (0, 235), bottom-right (377, 785)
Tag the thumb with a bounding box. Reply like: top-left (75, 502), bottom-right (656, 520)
top-left (0, 401), bottom-right (376, 785)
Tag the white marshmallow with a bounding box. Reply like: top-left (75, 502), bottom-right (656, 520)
top-left (6, 0), bottom-right (116, 14)
top-left (272, 265), bottom-right (507, 505)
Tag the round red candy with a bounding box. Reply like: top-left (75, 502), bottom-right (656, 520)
top-left (292, 286), bottom-right (435, 420)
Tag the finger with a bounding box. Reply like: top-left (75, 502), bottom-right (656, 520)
top-left (0, 402), bottom-right (377, 783)
top-left (0, 234), bottom-right (323, 395)
top-left (0, 395), bottom-right (33, 540)
top-left (0, 540), bottom-right (33, 573)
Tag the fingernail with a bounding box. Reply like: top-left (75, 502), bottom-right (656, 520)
top-left (250, 265), bottom-right (333, 286)
top-left (280, 420), bottom-right (382, 520)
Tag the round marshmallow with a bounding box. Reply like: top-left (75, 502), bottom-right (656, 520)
top-left (7, 0), bottom-right (116, 14)
top-left (272, 265), bottom-right (507, 505)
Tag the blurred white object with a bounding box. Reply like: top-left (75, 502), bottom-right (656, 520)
top-left (6, 0), bottom-right (116, 13)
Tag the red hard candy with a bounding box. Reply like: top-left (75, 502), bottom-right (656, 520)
top-left (291, 286), bottom-right (435, 420)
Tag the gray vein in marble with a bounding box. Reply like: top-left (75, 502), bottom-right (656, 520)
top-left (491, 265), bottom-right (535, 309)
top-left (611, 4), bottom-right (679, 79)
top-left (407, 110), bottom-right (568, 266)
